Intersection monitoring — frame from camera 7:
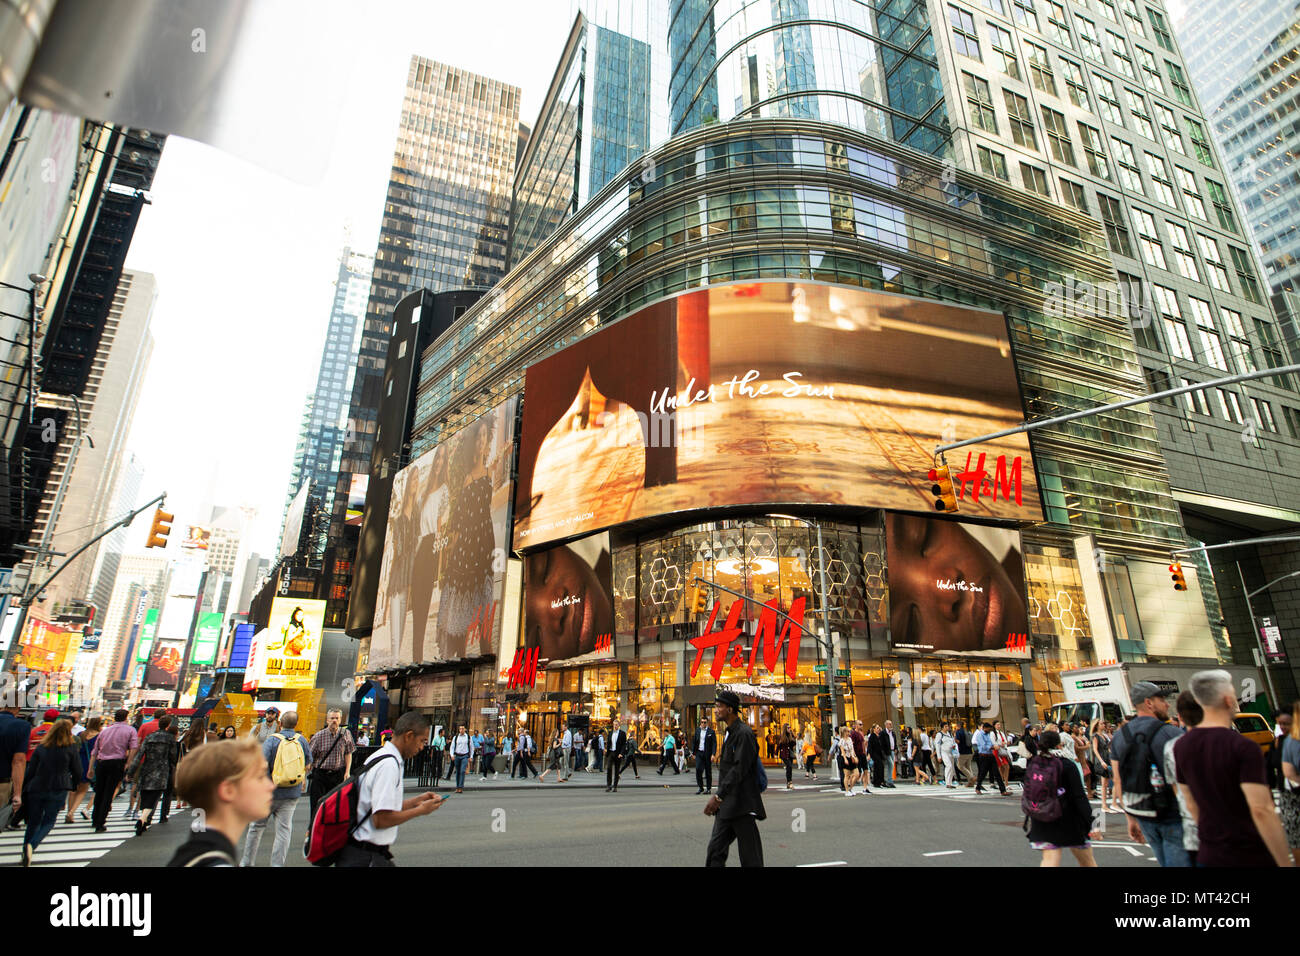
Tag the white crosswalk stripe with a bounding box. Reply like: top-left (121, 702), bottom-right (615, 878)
top-left (0, 798), bottom-right (139, 867)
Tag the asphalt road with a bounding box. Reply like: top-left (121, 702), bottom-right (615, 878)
top-left (90, 777), bottom-right (1159, 868)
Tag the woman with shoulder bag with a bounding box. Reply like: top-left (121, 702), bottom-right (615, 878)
top-left (838, 727), bottom-right (864, 796)
top-left (22, 720), bottom-right (85, 866)
top-left (1072, 725), bottom-right (1094, 798)
top-left (778, 727), bottom-right (797, 789)
top-left (1089, 718), bottom-right (1115, 813)
top-left (65, 716), bottom-right (101, 823)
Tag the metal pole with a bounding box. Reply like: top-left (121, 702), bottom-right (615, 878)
top-left (1173, 536), bottom-right (1300, 558)
top-left (817, 523), bottom-right (837, 747)
top-left (1237, 561), bottom-right (1279, 712)
top-left (935, 362), bottom-right (1300, 456)
top-left (1247, 569), bottom-right (1300, 601)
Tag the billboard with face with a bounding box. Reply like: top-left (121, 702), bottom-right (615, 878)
top-left (370, 397), bottom-right (517, 670)
top-left (145, 639), bottom-right (185, 688)
top-left (521, 532), bottom-right (615, 669)
top-left (885, 513), bottom-right (1030, 658)
top-left (514, 281), bottom-right (1039, 549)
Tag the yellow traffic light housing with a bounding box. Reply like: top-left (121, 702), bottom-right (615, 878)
top-left (689, 584), bottom-right (709, 614)
top-left (1169, 560), bottom-right (1187, 591)
top-left (929, 461), bottom-right (958, 512)
top-left (146, 508), bottom-right (174, 549)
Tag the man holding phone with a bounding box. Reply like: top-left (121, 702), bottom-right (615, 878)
top-left (338, 710), bottom-right (444, 867)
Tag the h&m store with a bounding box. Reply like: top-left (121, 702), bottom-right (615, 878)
top-left (366, 282), bottom-right (1226, 751)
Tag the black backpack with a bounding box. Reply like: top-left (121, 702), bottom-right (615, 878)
top-left (1116, 721), bottom-right (1177, 819)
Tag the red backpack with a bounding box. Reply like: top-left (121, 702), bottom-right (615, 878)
top-left (305, 753), bottom-right (398, 866)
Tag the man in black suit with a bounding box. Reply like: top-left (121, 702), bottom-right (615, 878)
top-left (694, 718), bottom-right (717, 794)
top-left (868, 724), bottom-right (891, 789)
top-left (606, 719), bottom-right (627, 792)
top-left (704, 690), bottom-right (765, 867)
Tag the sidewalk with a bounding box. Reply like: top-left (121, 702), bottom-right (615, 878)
top-left (410, 763), bottom-right (713, 792)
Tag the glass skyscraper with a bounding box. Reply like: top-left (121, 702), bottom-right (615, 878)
top-left (281, 247), bottom-right (371, 565)
top-left (325, 58), bottom-right (521, 625)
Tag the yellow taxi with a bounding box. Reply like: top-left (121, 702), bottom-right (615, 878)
top-left (1233, 712), bottom-right (1274, 754)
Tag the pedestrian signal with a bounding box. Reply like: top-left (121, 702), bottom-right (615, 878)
top-left (815, 694), bottom-right (832, 713)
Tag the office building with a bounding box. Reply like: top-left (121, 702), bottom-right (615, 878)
top-left (321, 57), bottom-right (521, 627)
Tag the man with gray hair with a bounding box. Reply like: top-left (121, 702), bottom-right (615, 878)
top-left (1110, 681), bottom-right (1187, 866)
top-left (1171, 670), bottom-right (1293, 867)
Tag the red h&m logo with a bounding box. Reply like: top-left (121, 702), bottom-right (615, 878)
top-left (1004, 633), bottom-right (1028, 652)
top-left (507, 647), bottom-right (540, 689)
top-left (689, 596), bottom-right (805, 681)
top-left (595, 633), bottom-right (612, 654)
top-left (468, 602), bottom-right (497, 655)
top-left (954, 453), bottom-right (1023, 505)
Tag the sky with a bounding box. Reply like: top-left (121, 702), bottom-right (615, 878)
top-left (119, 1), bottom-right (575, 556)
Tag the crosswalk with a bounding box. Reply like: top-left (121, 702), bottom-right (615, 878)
top-left (0, 799), bottom-right (137, 867)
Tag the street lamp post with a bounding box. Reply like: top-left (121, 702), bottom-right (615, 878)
top-left (1235, 562), bottom-right (1300, 712)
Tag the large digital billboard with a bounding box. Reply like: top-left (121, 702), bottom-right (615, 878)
top-left (515, 281), bottom-right (1039, 549)
top-left (16, 617), bottom-right (80, 674)
top-left (255, 597), bottom-right (327, 690)
top-left (190, 612), bottom-right (223, 665)
top-left (145, 639), bottom-right (185, 688)
top-left (370, 397), bottom-right (517, 670)
top-left (885, 513), bottom-right (1030, 658)
top-left (134, 608), bottom-right (159, 663)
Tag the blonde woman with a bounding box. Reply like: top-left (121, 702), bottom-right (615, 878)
top-left (1089, 718), bottom-right (1115, 813)
top-left (838, 727), bottom-right (862, 795)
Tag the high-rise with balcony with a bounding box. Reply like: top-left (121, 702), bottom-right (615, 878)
top-left (323, 58), bottom-right (521, 626)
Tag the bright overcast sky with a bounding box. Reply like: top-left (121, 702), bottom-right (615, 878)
top-left (121, 2), bottom-right (575, 556)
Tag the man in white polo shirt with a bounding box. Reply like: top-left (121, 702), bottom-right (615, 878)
top-left (338, 711), bottom-right (443, 867)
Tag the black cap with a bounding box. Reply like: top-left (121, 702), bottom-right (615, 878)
top-left (715, 689), bottom-right (741, 711)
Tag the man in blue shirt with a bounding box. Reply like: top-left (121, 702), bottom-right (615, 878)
top-left (239, 710), bottom-right (312, 867)
top-left (972, 722), bottom-right (1008, 795)
top-left (469, 729), bottom-right (484, 776)
top-left (0, 703), bottom-right (31, 829)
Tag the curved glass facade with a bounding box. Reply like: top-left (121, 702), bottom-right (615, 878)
top-left (414, 119), bottom-right (1185, 546)
top-left (668, 0), bottom-right (951, 155)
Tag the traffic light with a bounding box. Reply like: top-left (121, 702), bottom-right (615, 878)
top-left (1170, 560), bottom-right (1187, 591)
top-left (815, 694), bottom-right (833, 713)
top-left (688, 585), bottom-right (709, 614)
top-left (928, 462), bottom-right (958, 512)
top-left (145, 508), bottom-right (173, 549)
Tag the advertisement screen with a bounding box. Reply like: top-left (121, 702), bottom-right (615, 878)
top-left (145, 638), bottom-right (185, 688)
top-left (190, 612), bottom-right (223, 665)
top-left (885, 513), bottom-right (1030, 658)
top-left (16, 618), bottom-right (80, 674)
top-left (515, 281), bottom-right (1039, 549)
top-left (370, 397), bottom-right (517, 670)
top-left (259, 597), bottom-right (327, 689)
top-left (345, 473), bottom-right (368, 526)
top-left (229, 622), bottom-right (255, 669)
top-left (135, 608), bottom-right (159, 663)
top-left (521, 532), bottom-right (615, 669)
top-left (183, 526), bottom-right (211, 550)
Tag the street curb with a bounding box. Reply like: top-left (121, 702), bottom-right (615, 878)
top-left (403, 771), bottom-right (710, 792)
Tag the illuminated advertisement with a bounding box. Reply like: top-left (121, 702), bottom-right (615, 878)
top-left (515, 281), bottom-right (1039, 549)
top-left (16, 617), bottom-right (80, 674)
top-left (190, 612), bottom-right (223, 665)
top-left (135, 608), bottom-right (159, 663)
top-left (145, 639), bottom-right (185, 688)
top-left (183, 526), bottom-right (211, 550)
top-left (345, 473), bottom-right (368, 526)
top-left (371, 397), bottom-right (517, 670)
top-left (258, 597), bottom-right (326, 689)
top-left (521, 532), bottom-right (615, 669)
top-left (885, 513), bottom-right (1030, 658)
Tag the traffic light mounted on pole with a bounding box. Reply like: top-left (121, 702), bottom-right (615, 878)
top-left (688, 584), bottom-right (709, 614)
top-left (929, 459), bottom-right (958, 512)
top-left (146, 508), bottom-right (174, 549)
top-left (1169, 560), bottom-right (1187, 591)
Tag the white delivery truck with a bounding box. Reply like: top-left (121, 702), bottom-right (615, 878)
top-left (1047, 661), bottom-right (1264, 729)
